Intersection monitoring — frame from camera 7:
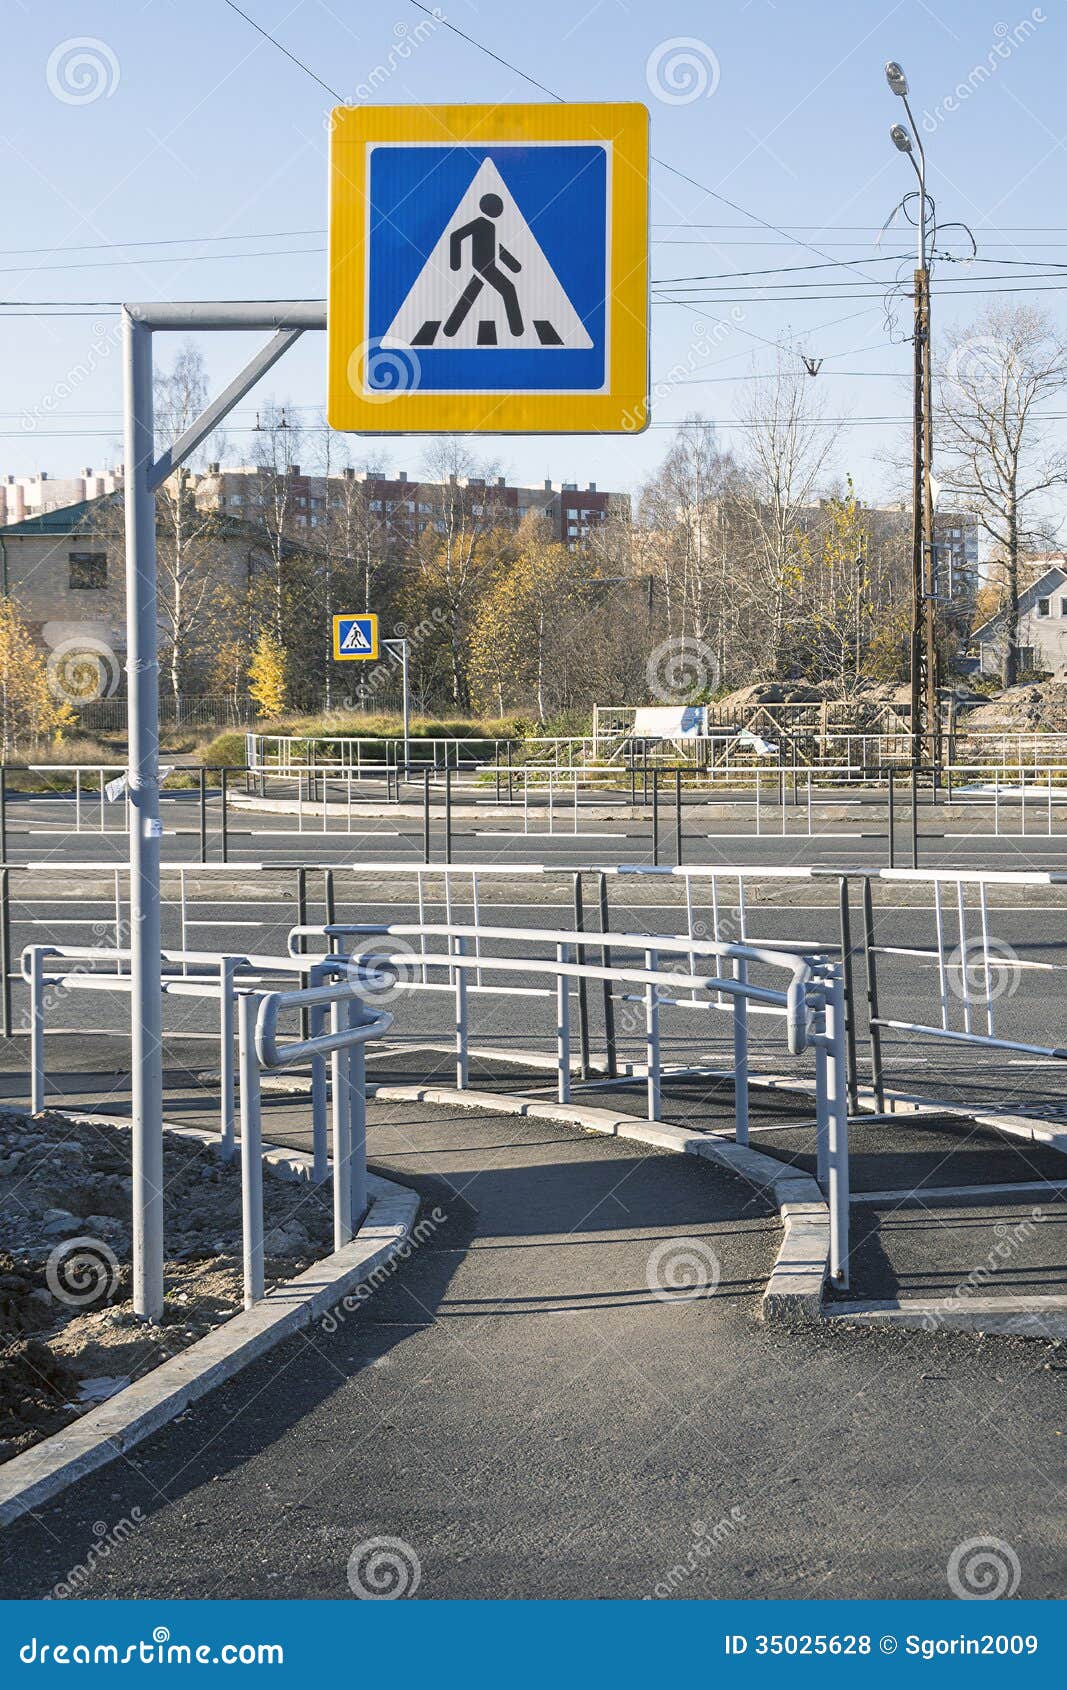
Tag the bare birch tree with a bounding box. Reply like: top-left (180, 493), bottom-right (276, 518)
top-left (935, 304), bottom-right (1067, 685)
top-left (736, 358), bottom-right (839, 676)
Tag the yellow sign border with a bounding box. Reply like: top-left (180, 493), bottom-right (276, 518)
top-left (332, 612), bottom-right (380, 661)
top-left (327, 102), bottom-right (649, 434)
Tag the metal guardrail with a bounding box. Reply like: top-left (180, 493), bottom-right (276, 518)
top-left (19, 942), bottom-right (392, 1308)
top-left (287, 915), bottom-right (852, 1285)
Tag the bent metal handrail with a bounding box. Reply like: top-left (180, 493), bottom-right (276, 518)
top-left (287, 919), bottom-right (822, 1057)
top-left (19, 942), bottom-right (393, 1309)
top-left (256, 976), bottom-right (393, 1068)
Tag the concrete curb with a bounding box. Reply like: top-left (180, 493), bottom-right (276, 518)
top-left (0, 1124), bottom-right (420, 1530)
top-left (366, 1081), bottom-right (829, 1326)
top-left (825, 1297), bottom-right (1067, 1341)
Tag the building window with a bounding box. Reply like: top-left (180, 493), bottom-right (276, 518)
top-left (69, 551), bottom-right (107, 589)
top-left (1059, 598), bottom-right (1067, 617)
top-left (1037, 597), bottom-right (1051, 618)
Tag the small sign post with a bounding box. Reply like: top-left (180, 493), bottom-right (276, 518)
top-left (333, 615), bottom-right (410, 778)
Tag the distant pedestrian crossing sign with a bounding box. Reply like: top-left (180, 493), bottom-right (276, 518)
top-left (327, 103), bottom-right (649, 434)
top-left (332, 614), bottom-right (379, 661)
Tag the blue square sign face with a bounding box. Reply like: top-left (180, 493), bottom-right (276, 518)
top-left (332, 614), bottom-right (379, 661)
top-left (366, 143), bottom-right (608, 394)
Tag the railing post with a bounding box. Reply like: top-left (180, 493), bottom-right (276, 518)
top-left (28, 945), bottom-right (45, 1113)
top-left (219, 959), bottom-right (237, 1159)
top-left (556, 941), bottom-right (571, 1104)
top-left (675, 767), bottom-right (683, 865)
top-left (0, 866), bottom-right (11, 1040)
top-left (347, 996), bottom-right (368, 1225)
top-left (296, 867), bottom-right (309, 1040)
top-left (220, 766), bottom-right (229, 862)
top-left (825, 966), bottom-right (850, 1288)
top-left (860, 876), bottom-right (886, 1113)
top-left (887, 766), bottom-right (895, 869)
top-left (910, 765), bottom-right (919, 869)
top-left (814, 991), bottom-right (829, 1189)
top-left (445, 766), bottom-right (453, 864)
top-left (573, 874), bottom-right (590, 1081)
top-left (330, 996), bottom-right (354, 1247)
top-left (598, 871), bottom-right (617, 1079)
top-left (837, 877), bottom-right (860, 1115)
top-left (423, 767), bottom-right (431, 863)
top-left (324, 866), bottom-right (335, 931)
top-left (237, 990), bottom-right (265, 1307)
top-left (454, 933), bottom-right (468, 1089)
top-left (0, 764), bottom-right (7, 864)
top-left (651, 769), bottom-right (659, 866)
top-left (199, 766), bottom-right (207, 864)
top-left (732, 953), bottom-right (749, 1145)
top-left (308, 963), bottom-right (329, 1183)
top-left (645, 946), bottom-right (660, 1121)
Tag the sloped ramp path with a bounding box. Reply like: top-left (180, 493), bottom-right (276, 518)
top-left (0, 1074), bottom-right (1064, 1600)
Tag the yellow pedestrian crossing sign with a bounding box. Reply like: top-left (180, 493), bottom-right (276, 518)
top-left (328, 102), bottom-right (649, 434)
top-left (333, 614), bottom-right (379, 661)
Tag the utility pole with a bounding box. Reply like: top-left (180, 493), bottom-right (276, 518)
top-left (888, 62), bottom-right (940, 769)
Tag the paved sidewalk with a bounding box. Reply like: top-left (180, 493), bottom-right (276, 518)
top-left (0, 1084), bottom-right (1064, 1600)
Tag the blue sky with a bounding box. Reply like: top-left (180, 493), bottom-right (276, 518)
top-left (4, 0), bottom-right (1066, 502)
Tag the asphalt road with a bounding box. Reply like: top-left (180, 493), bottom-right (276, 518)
top-left (2, 1087), bottom-right (1065, 1600)
top-left (12, 781), bottom-right (1067, 872)
top-left (5, 855), bottom-right (1067, 1118)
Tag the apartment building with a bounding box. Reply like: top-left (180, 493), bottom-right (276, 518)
top-left (0, 468), bottom-right (123, 527)
top-left (190, 464), bottom-right (627, 547)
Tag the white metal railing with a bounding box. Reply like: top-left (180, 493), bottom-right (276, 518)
top-left (20, 942), bottom-right (392, 1308)
top-left (288, 914), bottom-right (852, 1285)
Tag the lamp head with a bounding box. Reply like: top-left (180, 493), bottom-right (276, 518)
top-left (885, 61), bottom-right (909, 97)
top-left (890, 123), bottom-right (913, 153)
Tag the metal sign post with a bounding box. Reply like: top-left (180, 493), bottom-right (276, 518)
top-left (335, 615), bottom-right (410, 779)
top-left (121, 299), bottom-right (325, 1321)
top-left (384, 638), bottom-right (410, 780)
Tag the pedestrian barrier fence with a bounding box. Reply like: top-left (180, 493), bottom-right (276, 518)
top-left (287, 915), bottom-right (852, 1285)
top-left (20, 942), bottom-right (392, 1308)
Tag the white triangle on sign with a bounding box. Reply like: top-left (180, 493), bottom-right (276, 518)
top-left (381, 158), bottom-right (593, 352)
top-left (341, 622), bottom-right (371, 652)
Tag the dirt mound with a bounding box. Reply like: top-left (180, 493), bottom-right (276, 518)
top-left (716, 679), bottom-right (913, 712)
top-left (960, 677), bottom-right (1067, 734)
top-left (0, 1109), bottom-right (336, 1462)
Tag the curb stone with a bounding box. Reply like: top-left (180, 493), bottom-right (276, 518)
top-left (0, 1121), bottom-right (420, 1530)
top-left (366, 1081), bottom-right (830, 1326)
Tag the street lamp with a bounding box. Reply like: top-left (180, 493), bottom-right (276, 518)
top-left (884, 60), bottom-right (909, 97)
top-left (886, 59), bottom-right (937, 768)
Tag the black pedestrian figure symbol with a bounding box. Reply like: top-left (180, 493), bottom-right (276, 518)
top-left (443, 193), bottom-right (524, 339)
